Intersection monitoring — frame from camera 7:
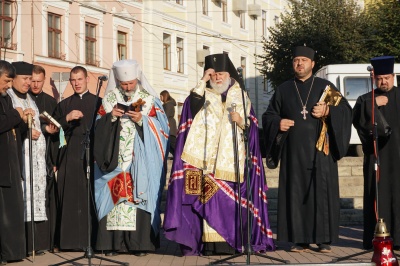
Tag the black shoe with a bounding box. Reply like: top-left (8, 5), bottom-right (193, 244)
top-left (36, 250), bottom-right (46, 256)
top-left (105, 251), bottom-right (118, 257)
top-left (290, 243), bottom-right (310, 252)
top-left (0, 260), bottom-right (6, 265)
top-left (318, 244), bottom-right (332, 253)
top-left (131, 251), bottom-right (148, 257)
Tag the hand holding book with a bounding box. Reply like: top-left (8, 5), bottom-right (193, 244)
top-left (39, 111), bottom-right (61, 129)
top-left (316, 85), bottom-right (343, 155)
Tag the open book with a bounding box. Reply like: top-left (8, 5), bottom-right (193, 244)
top-left (116, 98), bottom-right (146, 113)
top-left (39, 111), bottom-right (61, 128)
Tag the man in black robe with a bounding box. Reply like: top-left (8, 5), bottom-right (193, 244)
top-left (8, 61), bottom-right (50, 257)
top-left (0, 60), bottom-right (27, 264)
top-left (29, 65), bottom-right (58, 253)
top-left (53, 66), bottom-right (101, 251)
top-left (262, 46), bottom-right (352, 253)
top-left (353, 56), bottom-right (400, 250)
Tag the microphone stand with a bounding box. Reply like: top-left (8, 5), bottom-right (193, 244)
top-left (50, 77), bottom-right (128, 266)
top-left (332, 67), bottom-right (380, 263)
top-left (28, 114), bottom-right (35, 262)
top-left (211, 68), bottom-right (289, 265)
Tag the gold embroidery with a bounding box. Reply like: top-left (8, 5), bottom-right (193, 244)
top-left (199, 175), bottom-right (219, 204)
top-left (184, 169), bottom-right (202, 195)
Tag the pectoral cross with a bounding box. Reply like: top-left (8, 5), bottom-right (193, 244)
top-left (301, 106), bottom-right (308, 120)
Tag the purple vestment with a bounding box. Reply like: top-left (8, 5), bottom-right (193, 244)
top-left (163, 96), bottom-right (276, 255)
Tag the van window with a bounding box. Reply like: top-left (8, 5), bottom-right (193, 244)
top-left (343, 77), bottom-right (371, 100)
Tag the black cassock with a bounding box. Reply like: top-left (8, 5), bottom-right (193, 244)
top-left (0, 94), bottom-right (26, 261)
top-left (262, 76), bottom-right (351, 244)
top-left (53, 92), bottom-right (101, 250)
top-left (28, 91), bottom-right (58, 252)
top-left (353, 87), bottom-right (400, 249)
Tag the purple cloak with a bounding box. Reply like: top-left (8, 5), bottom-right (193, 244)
top-left (163, 96), bottom-right (276, 255)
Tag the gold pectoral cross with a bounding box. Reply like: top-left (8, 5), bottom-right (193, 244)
top-left (301, 106), bottom-right (308, 120)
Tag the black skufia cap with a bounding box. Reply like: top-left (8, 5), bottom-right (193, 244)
top-left (371, 56), bottom-right (395, 75)
top-left (293, 46), bottom-right (315, 60)
top-left (203, 53), bottom-right (244, 90)
top-left (11, 61), bottom-right (33, 75)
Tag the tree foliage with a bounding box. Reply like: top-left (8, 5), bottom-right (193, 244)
top-left (363, 0), bottom-right (400, 58)
top-left (257, 0), bottom-right (374, 88)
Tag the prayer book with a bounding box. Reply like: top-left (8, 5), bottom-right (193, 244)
top-left (116, 98), bottom-right (146, 113)
top-left (319, 85), bottom-right (342, 106)
top-left (39, 111), bottom-right (61, 128)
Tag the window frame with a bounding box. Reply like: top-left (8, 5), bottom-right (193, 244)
top-left (0, 1), bottom-right (13, 49)
top-left (85, 22), bottom-right (97, 66)
top-left (163, 33), bottom-right (171, 71)
top-left (202, 0), bottom-right (208, 16)
top-left (176, 37), bottom-right (184, 74)
top-left (48, 12), bottom-right (62, 58)
top-left (222, 2), bottom-right (228, 23)
top-left (117, 31), bottom-right (127, 60)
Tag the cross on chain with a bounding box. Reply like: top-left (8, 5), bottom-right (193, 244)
top-left (301, 106), bottom-right (308, 120)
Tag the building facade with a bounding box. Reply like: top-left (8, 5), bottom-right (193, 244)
top-left (1, 0), bottom-right (290, 120)
top-left (1, 0), bottom-right (141, 99)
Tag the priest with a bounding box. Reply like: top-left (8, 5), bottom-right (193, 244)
top-left (353, 56), bottom-right (400, 250)
top-left (52, 66), bottom-right (102, 250)
top-left (29, 64), bottom-right (59, 253)
top-left (262, 46), bottom-right (352, 253)
top-left (0, 60), bottom-right (26, 264)
top-left (7, 61), bottom-right (50, 256)
top-left (93, 59), bottom-right (169, 256)
top-left (164, 53), bottom-right (275, 255)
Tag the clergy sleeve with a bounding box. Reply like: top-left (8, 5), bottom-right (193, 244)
top-left (93, 112), bottom-right (121, 172)
top-left (325, 98), bottom-right (352, 160)
top-left (353, 96), bottom-right (391, 155)
top-left (262, 90), bottom-right (288, 169)
top-left (192, 80), bottom-right (206, 96)
top-left (189, 91), bottom-right (205, 117)
top-left (0, 108), bottom-right (22, 134)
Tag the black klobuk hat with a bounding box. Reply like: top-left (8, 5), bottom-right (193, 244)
top-left (371, 56), bottom-right (395, 76)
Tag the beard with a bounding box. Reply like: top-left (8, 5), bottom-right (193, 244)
top-left (119, 84), bottom-right (138, 98)
top-left (210, 78), bottom-right (230, 94)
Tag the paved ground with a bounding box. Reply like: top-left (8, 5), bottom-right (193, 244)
top-left (8, 225), bottom-right (393, 266)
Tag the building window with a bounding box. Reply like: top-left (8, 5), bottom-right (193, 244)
top-left (274, 15), bottom-right (279, 25)
top-left (176, 37), bottom-right (184, 73)
top-left (48, 13), bottom-right (61, 58)
top-left (176, 0), bottom-right (183, 4)
top-left (163, 33), bottom-right (171, 71)
top-left (0, 1), bottom-right (13, 49)
top-left (262, 10), bottom-right (267, 36)
top-left (241, 57), bottom-right (246, 81)
top-left (85, 23), bottom-right (97, 65)
top-left (222, 2), bottom-right (227, 23)
top-left (240, 12), bottom-right (245, 29)
top-left (202, 0), bottom-right (208, 16)
top-left (117, 31), bottom-right (127, 60)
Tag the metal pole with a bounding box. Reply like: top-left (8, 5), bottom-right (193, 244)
top-left (27, 114), bottom-right (35, 262)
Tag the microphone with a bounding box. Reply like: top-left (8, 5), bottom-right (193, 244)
top-left (98, 75), bottom-right (108, 81)
top-left (231, 103), bottom-right (236, 111)
top-left (204, 100), bottom-right (211, 108)
top-left (27, 114), bottom-right (32, 129)
top-left (367, 66), bottom-right (374, 72)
